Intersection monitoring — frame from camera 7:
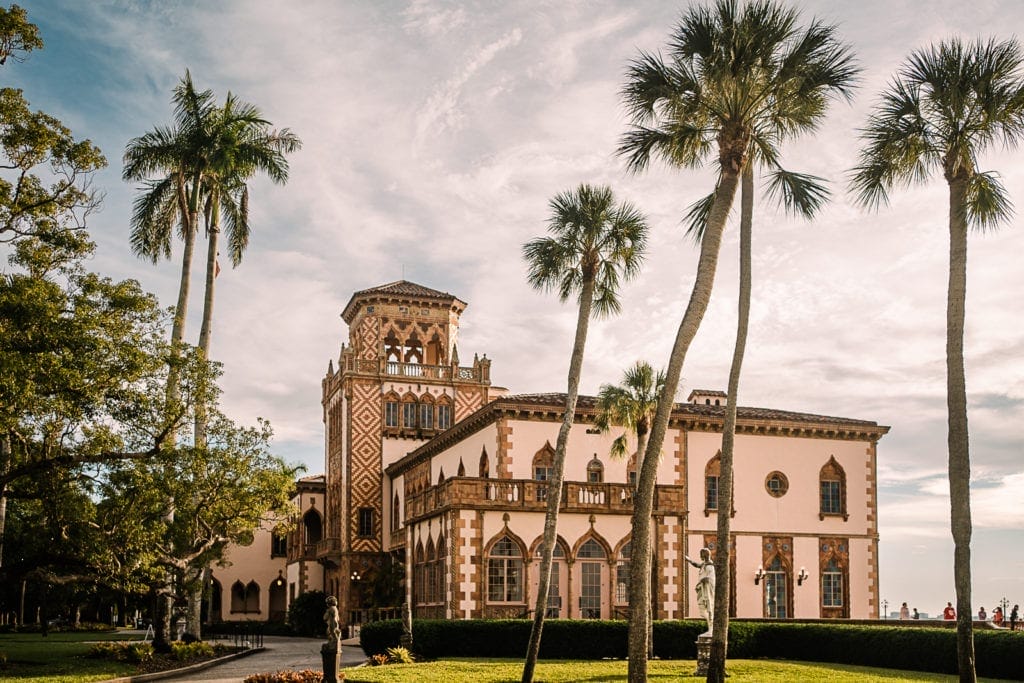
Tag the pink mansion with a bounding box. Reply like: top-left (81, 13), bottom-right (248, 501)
top-left (212, 280), bottom-right (889, 628)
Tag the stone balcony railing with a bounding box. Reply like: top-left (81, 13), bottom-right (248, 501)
top-left (404, 477), bottom-right (685, 523)
top-left (344, 357), bottom-right (485, 382)
top-left (288, 542), bottom-right (319, 563)
top-left (315, 537), bottom-right (341, 560)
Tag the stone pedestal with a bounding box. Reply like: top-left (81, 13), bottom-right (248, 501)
top-left (694, 634), bottom-right (712, 676)
top-left (321, 642), bottom-right (341, 683)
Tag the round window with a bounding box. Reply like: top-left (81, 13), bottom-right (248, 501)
top-left (765, 471), bottom-right (789, 497)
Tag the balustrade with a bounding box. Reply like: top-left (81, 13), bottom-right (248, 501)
top-left (401, 477), bottom-right (681, 522)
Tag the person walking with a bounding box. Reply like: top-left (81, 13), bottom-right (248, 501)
top-left (993, 606), bottom-right (1004, 625)
top-left (1010, 604), bottom-right (1019, 631)
top-left (943, 602), bottom-right (956, 620)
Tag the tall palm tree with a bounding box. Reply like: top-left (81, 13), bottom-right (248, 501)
top-left (123, 71), bottom-right (217, 402)
top-left (192, 92), bottom-right (300, 446)
top-left (618, 2), bottom-right (855, 680)
top-left (122, 71), bottom-right (218, 653)
top-left (595, 360), bottom-right (665, 659)
top-left (685, 158), bottom-right (832, 682)
top-left (520, 184), bottom-right (648, 683)
top-left (851, 38), bottom-right (1024, 683)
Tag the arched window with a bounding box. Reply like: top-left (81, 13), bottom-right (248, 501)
top-left (705, 453), bottom-right (721, 515)
top-left (392, 493), bottom-right (400, 532)
top-left (383, 330), bottom-right (402, 364)
top-left (404, 333), bottom-right (423, 365)
top-left (437, 398), bottom-right (452, 430)
top-left (533, 443), bottom-right (554, 501)
top-left (425, 538), bottom-right (437, 604)
top-left (401, 394), bottom-right (417, 429)
top-left (231, 580), bottom-right (246, 613)
top-left (479, 447), bottom-right (490, 478)
top-left (245, 580), bottom-right (260, 613)
top-left (383, 391), bottom-right (401, 428)
top-left (763, 556), bottom-right (787, 618)
top-left (487, 536), bottom-right (524, 603)
top-left (819, 456), bottom-right (848, 520)
top-left (434, 534), bottom-right (446, 605)
top-left (419, 394), bottom-right (435, 430)
top-left (303, 509), bottom-right (322, 547)
top-left (615, 541), bottom-right (632, 604)
top-left (819, 537), bottom-right (850, 618)
top-left (586, 455), bottom-right (604, 484)
top-left (577, 538), bottom-right (606, 619)
top-left (534, 540), bottom-right (566, 617)
top-left (414, 541), bottom-right (425, 606)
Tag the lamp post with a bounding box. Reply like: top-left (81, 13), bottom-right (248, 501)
top-left (1000, 596), bottom-right (1009, 623)
top-left (882, 599), bottom-right (888, 620)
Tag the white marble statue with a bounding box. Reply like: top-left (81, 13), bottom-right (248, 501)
top-left (686, 547), bottom-right (715, 635)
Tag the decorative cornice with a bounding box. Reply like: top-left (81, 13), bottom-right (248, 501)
top-left (385, 393), bottom-right (890, 478)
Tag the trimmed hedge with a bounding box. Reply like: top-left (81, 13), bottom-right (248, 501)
top-left (359, 619), bottom-right (1024, 680)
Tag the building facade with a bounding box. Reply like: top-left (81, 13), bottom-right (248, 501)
top-left (312, 281), bottom-right (890, 626)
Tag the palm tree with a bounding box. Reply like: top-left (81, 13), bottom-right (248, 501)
top-left (685, 159), bottom-right (832, 683)
top-left (851, 38), bottom-right (1024, 683)
top-left (595, 361), bottom-right (665, 475)
top-left (123, 71), bottom-right (218, 652)
top-left (595, 361), bottom-right (665, 659)
top-left (618, 2), bottom-right (855, 680)
top-left (520, 184), bottom-right (648, 683)
top-left (123, 71), bottom-right (217, 400)
top-left (192, 92), bottom-right (300, 445)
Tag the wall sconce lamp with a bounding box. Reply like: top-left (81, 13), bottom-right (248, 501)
top-left (350, 570), bottom-right (362, 582)
top-left (275, 570), bottom-right (285, 587)
top-left (797, 567), bottom-right (809, 586)
top-left (754, 566), bottom-right (765, 585)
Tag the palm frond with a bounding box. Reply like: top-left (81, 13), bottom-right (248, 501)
top-left (682, 188), bottom-right (716, 244)
top-left (764, 169), bottom-right (830, 218)
top-left (965, 170), bottom-right (1013, 232)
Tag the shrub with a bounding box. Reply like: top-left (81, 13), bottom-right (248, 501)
top-left (171, 640), bottom-right (215, 661)
top-left (288, 590), bottom-right (328, 637)
top-left (0, 651), bottom-right (8, 669)
top-left (361, 618), bottom-right (1024, 679)
top-left (385, 646), bottom-right (414, 663)
top-left (369, 653), bottom-right (388, 666)
top-left (86, 641), bottom-right (154, 663)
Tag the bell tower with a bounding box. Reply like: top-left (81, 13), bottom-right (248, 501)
top-left (319, 281), bottom-right (496, 624)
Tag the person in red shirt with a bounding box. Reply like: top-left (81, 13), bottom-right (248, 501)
top-left (993, 606), bottom-right (1004, 625)
top-left (943, 602), bottom-right (956, 620)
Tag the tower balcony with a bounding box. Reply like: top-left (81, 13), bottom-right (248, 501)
top-left (341, 355), bottom-right (490, 384)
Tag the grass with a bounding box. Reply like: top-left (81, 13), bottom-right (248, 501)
top-left (0, 630), bottom-right (143, 683)
top-left (344, 658), bottom-right (1009, 683)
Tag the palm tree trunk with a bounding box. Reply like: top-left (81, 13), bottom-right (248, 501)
top-left (946, 177), bottom-right (975, 683)
top-left (194, 210), bottom-right (219, 448)
top-left (628, 165), bottom-right (740, 683)
top-left (166, 174), bottom-right (201, 409)
top-left (708, 161), bottom-right (753, 682)
top-left (521, 275), bottom-right (596, 683)
top-left (633, 431), bottom-right (654, 660)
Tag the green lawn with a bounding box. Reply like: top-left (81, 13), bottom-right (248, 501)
top-left (0, 630), bottom-right (138, 683)
top-left (345, 658), bottom-right (1007, 683)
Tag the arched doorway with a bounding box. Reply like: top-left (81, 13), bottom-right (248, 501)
top-left (269, 573), bottom-right (287, 622)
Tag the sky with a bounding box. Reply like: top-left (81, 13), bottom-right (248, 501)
top-left (5, 0), bottom-right (1022, 619)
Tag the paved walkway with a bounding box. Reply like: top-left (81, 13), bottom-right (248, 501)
top-left (159, 636), bottom-right (366, 682)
